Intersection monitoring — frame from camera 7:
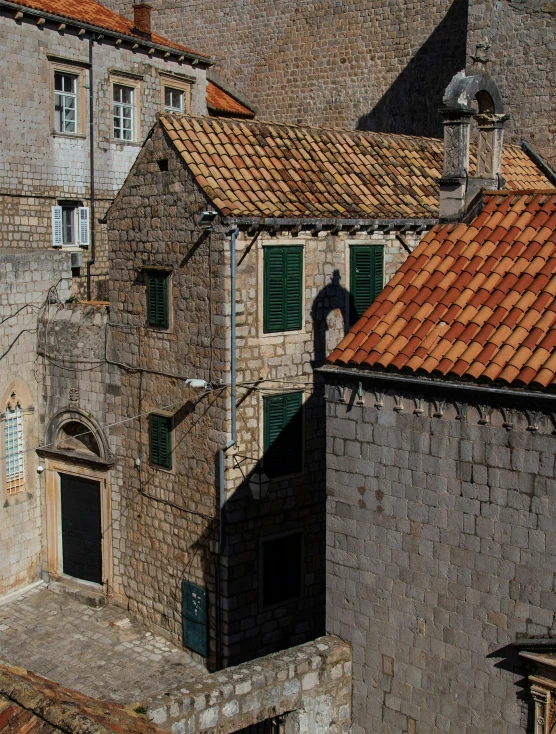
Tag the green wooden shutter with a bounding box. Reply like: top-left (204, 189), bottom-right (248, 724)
top-left (263, 392), bottom-right (303, 477)
top-left (263, 247), bottom-right (303, 332)
top-left (350, 245), bottom-right (384, 323)
top-left (147, 272), bottom-right (169, 328)
top-left (150, 414), bottom-right (172, 468)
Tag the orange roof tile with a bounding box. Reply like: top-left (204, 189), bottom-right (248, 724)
top-left (12, 0), bottom-right (209, 57)
top-left (206, 81), bottom-right (255, 118)
top-left (328, 191), bottom-right (556, 391)
top-left (160, 115), bottom-right (553, 220)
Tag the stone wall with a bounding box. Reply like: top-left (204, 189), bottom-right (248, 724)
top-left (106, 0), bottom-right (468, 138)
top-left (0, 250), bottom-right (71, 595)
top-left (145, 635), bottom-right (352, 734)
top-left (467, 0), bottom-right (556, 167)
top-left (0, 7), bottom-right (207, 299)
top-left (324, 370), bottom-right (556, 734)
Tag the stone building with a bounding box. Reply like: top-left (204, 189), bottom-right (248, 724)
top-left (105, 0), bottom-right (556, 167)
top-left (324, 184), bottom-right (556, 732)
top-left (0, 0), bottom-right (254, 599)
top-left (0, 0), bottom-right (254, 299)
top-left (83, 105), bottom-right (548, 670)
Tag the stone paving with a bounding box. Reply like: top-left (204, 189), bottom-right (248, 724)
top-left (0, 583), bottom-right (206, 703)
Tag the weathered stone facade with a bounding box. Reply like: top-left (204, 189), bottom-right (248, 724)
top-left (145, 635), bottom-right (352, 734)
top-left (0, 5), bottom-right (208, 299)
top-left (107, 0), bottom-right (556, 164)
top-left (324, 369), bottom-right (556, 733)
top-left (103, 121), bottom-right (425, 666)
top-left (0, 250), bottom-right (71, 594)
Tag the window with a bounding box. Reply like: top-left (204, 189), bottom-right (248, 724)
top-left (263, 246), bottom-right (303, 333)
top-left (146, 271), bottom-right (170, 328)
top-left (149, 414), bottom-right (172, 469)
top-left (349, 245), bottom-right (384, 323)
top-left (262, 533), bottom-right (302, 607)
top-left (51, 204), bottom-right (89, 247)
top-left (5, 404), bottom-right (24, 495)
top-left (113, 84), bottom-right (135, 140)
top-left (54, 71), bottom-right (78, 134)
top-left (164, 86), bottom-right (185, 113)
top-left (263, 392), bottom-right (303, 477)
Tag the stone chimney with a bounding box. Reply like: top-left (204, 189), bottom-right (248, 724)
top-left (438, 72), bottom-right (510, 220)
top-left (133, 3), bottom-right (152, 35)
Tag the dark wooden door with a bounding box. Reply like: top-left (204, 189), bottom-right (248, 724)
top-left (60, 473), bottom-right (102, 584)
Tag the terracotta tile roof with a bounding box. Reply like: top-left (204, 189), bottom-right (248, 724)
top-left (207, 81), bottom-right (255, 118)
top-left (0, 663), bottom-right (163, 734)
top-left (328, 190), bottom-right (556, 391)
top-left (160, 115), bottom-right (553, 220)
top-left (11, 0), bottom-right (209, 57)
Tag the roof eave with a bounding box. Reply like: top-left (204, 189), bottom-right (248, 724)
top-left (0, 0), bottom-right (214, 65)
top-left (319, 364), bottom-right (556, 404)
top-left (224, 216), bottom-right (438, 233)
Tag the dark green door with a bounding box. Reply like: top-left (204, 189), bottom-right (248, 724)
top-left (349, 245), bottom-right (384, 323)
top-left (182, 581), bottom-right (208, 656)
top-left (60, 474), bottom-right (102, 584)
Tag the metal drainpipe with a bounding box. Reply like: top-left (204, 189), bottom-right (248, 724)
top-left (215, 226), bottom-right (238, 670)
top-left (86, 34), bottom-right (96, 301)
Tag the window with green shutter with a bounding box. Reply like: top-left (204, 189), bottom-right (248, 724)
top-left (349, 245), bottom-right (384, 323)
top-left (149, 414), bottom-right (172, 469)
top-left (263, 392), bottom-right (303, 477)
top-left (146, 271), bottom-right (170, 328)
top-left (263, 246), bottom-right (303, 333)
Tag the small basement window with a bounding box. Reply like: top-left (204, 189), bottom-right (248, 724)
top-left (262, 533), bottom-right (302, 607)
top-left (146, 270), bottom-right (170, 328)
top-left (149, 414), bottom-right (172, 469)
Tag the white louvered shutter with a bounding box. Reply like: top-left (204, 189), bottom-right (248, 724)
top-left (78, 206), bottom-right (90, 246)
top-left (51, 206), bottom-right (63, 247)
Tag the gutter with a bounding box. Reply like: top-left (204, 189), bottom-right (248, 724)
top-left (86, 35), bottom-right (96, 301)
top-left (520, 139), bottom-right (556, 188)
top-left (215, 226), bottom-right (238, 670)
top-left (0, 0), bottom-right (214, 65)
top-left (226, 216), bottom-right (437, 232)
top-left (319, 364), bottom-right (556, 405)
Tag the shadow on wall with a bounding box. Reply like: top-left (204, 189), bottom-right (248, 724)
top-left (357, 0), bottom-right (469, 139)
top-left (311, 269), bottom-right (352, 368)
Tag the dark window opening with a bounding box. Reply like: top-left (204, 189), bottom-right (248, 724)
top-left (262, 533), bottom-right (302, 607)
top-left (149, 414), bottom-right (172, 469)
top-left (157, 158), bottom-right (169, 171)
top-left (263, 391), bottom-right (303, 478)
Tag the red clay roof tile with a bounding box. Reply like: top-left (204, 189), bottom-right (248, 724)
top-left (159, 116), bottom-right (553, 220)
top-left (328, 190), bottom-right (556, 391)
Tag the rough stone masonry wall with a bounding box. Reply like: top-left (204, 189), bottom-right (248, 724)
top-left (145, 635), bottom-right (352, 734)
top-left (107, 125), bottom-right (228, 660)
top-left (223, 228), bottom-right (420, 666)
top-left (0, 250), bottom-right (71, 595)
top-left (106, 0), bottom-right (468, 138)
top-left (325, 376), bottom-right (556, 734)
top-left (467, 0), bottom-right (556, 168)
top-left (0, 8), bottom-right (207, 299)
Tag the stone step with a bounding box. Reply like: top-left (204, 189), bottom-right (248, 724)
top-left (47, 578), bottom-right (106, 608)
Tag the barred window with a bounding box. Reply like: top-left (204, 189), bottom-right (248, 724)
top-left (5, 405), bottom-right (24, 495)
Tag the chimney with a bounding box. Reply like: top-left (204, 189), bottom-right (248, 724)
top-left (438, 72), bottom-right (509, 221)
top-left (133, 3), bottom-right (152, 35)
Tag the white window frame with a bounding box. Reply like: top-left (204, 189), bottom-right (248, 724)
top-left (49, 60), bottom-right (87, 138)
top-left (51, 204), bottom-right (90, 248)
top-left (159, 72), bottom-right (192, 115)
top-left (111, 78), bottom-right (140, 143)
top-left (164, 86), bottom-right (185, 114)
top-left (4, 404), bottom-right (24, 496)
top-left (54, 71), bottom-right (78, 134)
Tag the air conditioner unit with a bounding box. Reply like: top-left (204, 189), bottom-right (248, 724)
top-left (70, 251), bottom-right (83, 269)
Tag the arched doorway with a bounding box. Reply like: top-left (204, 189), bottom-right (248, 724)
top-left (39, 410), bottom-right (114, 591)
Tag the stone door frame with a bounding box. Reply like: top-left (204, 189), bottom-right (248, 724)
top-left (45, 458), bottom-right (113, 594)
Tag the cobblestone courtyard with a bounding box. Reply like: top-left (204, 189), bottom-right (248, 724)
top-left (0, 583), bottom-right (205, 703)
